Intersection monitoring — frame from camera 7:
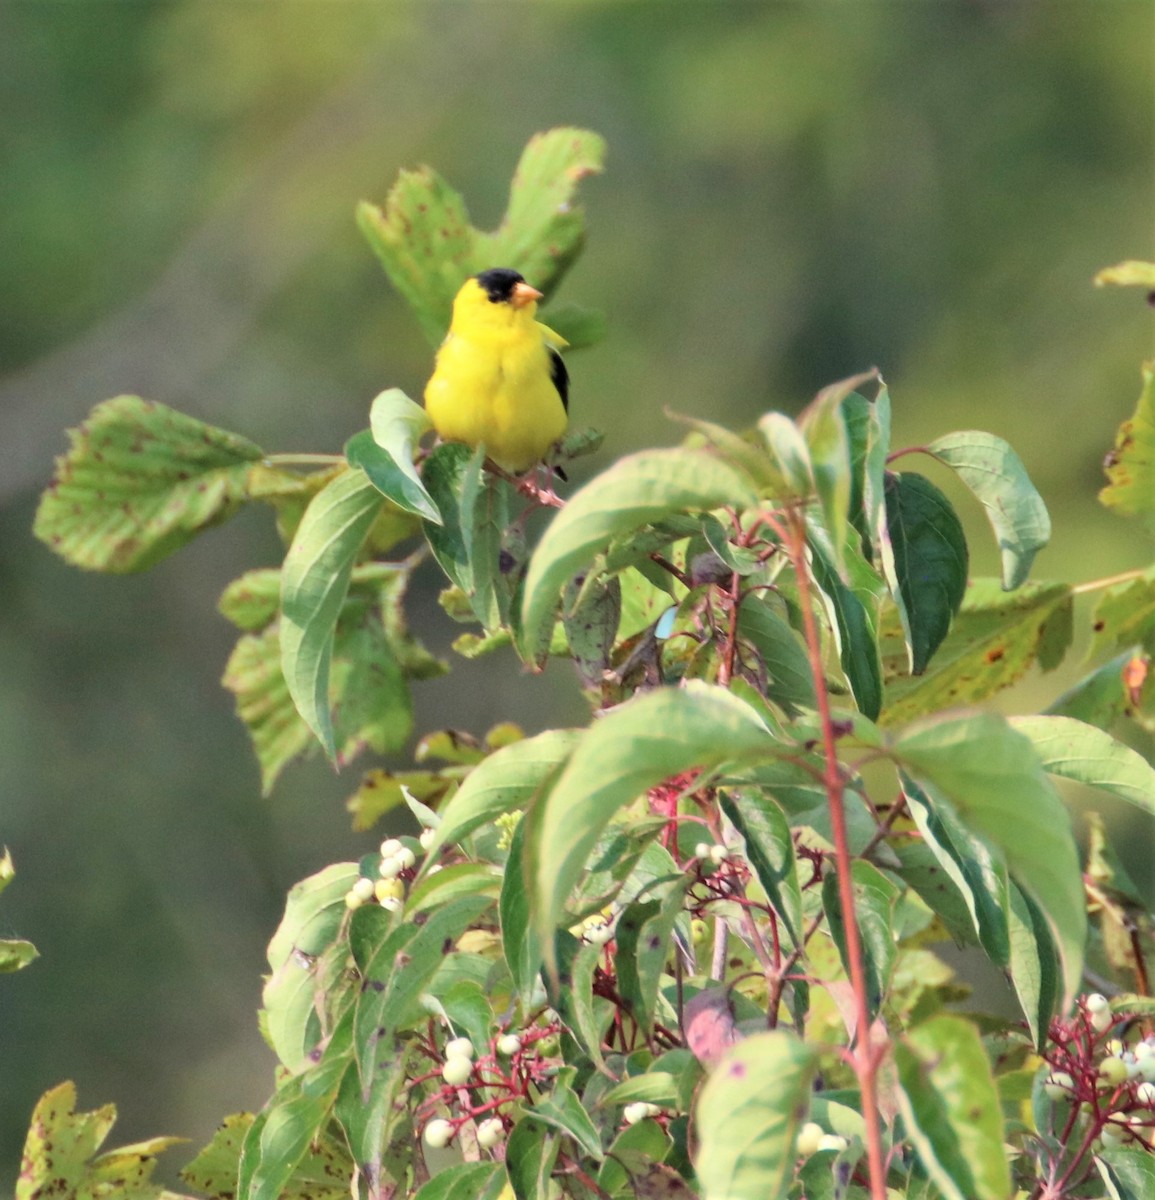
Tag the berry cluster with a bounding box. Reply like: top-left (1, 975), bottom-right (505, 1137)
top-left (1040, 993), bottom-right (1155, 1162)
top-left (343, 833), bottom-right (435, 912)
top-left (418, 1024), bottom-right (560, 1154)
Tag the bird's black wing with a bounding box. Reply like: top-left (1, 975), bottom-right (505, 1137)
top-left (548, 346), bottom-right (570, 414)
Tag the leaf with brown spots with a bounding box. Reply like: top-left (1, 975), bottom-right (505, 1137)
top-left (1086, 564), bottom-right (1155, 661)
top-left (879, 578), bottom-right (1072, 726)
top-left (358, 128), bottom-right (605, 347)
top-left (1100, 363), bottom-right (1155, 532)
top-left (694, 1031), bottom-right (817, 1200)
top-left (17, 1081), bottom-right (185, 1200)
top-left (34, 396), bottom-right (263, 573)
top-left (894, 1015), bottom-right (1010, 1200)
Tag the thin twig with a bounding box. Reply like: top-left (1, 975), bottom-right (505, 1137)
top-left (784, 505), bottom-right (887, 1200)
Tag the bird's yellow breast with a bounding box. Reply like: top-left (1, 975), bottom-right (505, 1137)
top-left (425, 306), bottom-right (567, 473)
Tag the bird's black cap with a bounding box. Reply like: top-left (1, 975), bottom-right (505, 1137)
top-left (475, 268), bottom-right (525, 303)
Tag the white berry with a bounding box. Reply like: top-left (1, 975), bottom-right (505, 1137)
top-left (351, 877), bottom-right (376, 900)
top-left (1085, 993), bottom-right (1110, 1015)
top-left (395, 845), bottom-right (417, 870)
top-left (423, 1118), bottom-right (454, 1148)
top-left (445, 1036), bottom-right (475, 1061)
top-left (379, 838), bottom-right (403, 858)
top-left (1043, 1071), bottom-right (1074, 1100)
top-left (379, 895), bottom-right (402, 912)
top-left (378, 855), bottom-right (402, 880)
top-left (796, 1122), bottom-right (825, 1157)
top-left (708, 844), bottom-right (729, 864)
top-left (477, 1117), bottom-right (505, 1149)
top-left (441, 1056), bottom-right (473, 1086)
top-left (1137, 1081), bottom-right (1155, 1105)
top-left (693, 843), bottom-right (711, 860)
top-left (497, 1034), bottom-right (523, 1056)
top-left (817, 1134), bottom-right (849, 1153)
top-left (623, 1102), bottom-right (651, 1126)
top-left (420, 827), bottom-right (437, 850)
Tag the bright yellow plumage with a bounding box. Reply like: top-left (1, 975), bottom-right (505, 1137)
top-left (424, 269), bottom-right (569, 473)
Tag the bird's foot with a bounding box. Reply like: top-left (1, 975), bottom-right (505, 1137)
top-left (516, 474), bottom-right (564, 509)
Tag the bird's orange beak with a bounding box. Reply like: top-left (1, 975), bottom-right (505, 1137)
top-left (511, 281), bottom-right (543, 309)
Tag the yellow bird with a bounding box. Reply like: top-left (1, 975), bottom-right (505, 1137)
top-left (424, 268), bottom-right (569, 474)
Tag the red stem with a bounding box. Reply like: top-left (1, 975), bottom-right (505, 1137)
top-left (785, 507), bottom-right (887, 1200)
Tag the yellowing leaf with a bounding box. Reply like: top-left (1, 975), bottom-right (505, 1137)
top-left (1100, 363), bottom-right (1155, 532)
top-left (34, 396), bottom-right (263, 573)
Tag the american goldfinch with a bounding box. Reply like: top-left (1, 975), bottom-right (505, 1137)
top-left (424, 268), bottom-right (569, 474)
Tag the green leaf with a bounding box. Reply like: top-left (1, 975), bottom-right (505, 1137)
top-left (1007, 880), bottom-right (1059, 1047)
top-left (1101, 363), bottom-right (1155, 532)
top-left (519, 448), bottom-right (759, 661)
top-left (1047, 649), bottom-right (1140, 729)
top-left (901, 776), bottom-right (1010, 968)
top-left (1096, 261), bottom-right (1155, 288)
top-left (720, 790), bottom-right (802, 947)
top-left (357, 168), bottom-right (475, 345)
top-left (413, 1163), bottom-right (505, 1200)
top-left (1011, 713), bottom-right (1155, 816)
top-left (823, 860), bottom-right (899, 1020)
top-left (598, 1118), bottom-right (674, 1199)
top-left (1098, 1145), bottom-right (1155, 1200)
top-left (880, 472), bottom-right (968, 674)
top-left (500, 817), bottom-right (540, 1006)
top-left (344, 390), bottom-right (439, 524)
top-left (354, 895), bottom-right (491, 1085)
top-left (1086, 566), bottom-right (1155, 660)
top-left (219, 568), bottom-right (283, 631)
top-left (615, 877), bottom-right (690, 1035)
top-left (0, 847), bottom-right (13, 898)
top-left (601, 1051), bottom-right (700, 1111)
top-left (800, 377), bottom-right (864, 572)
top-left (925, 431), bottom-right (1051, 590)
top-left (423, 728), bottom-right (580, 860)
top-left (333, 1039), bottom-right (411, 1197)
top-left (17, 1081), bottom-right (184, 1200)
top-left (880, 578), bottom-right (1073, 727)
top-left (757, 412), bottom-right (814, 497)
top-left (34, 395), bottom-right (263, 573)
top-left (531, 1067), bottom-right (605, 1161)
top-left (671, 411), bottom-right (785, 492)
top-left (262, 863), bottom-right (358, 1071)
top-left (894, 1015), bottom-right (1011, 1200)
top-left (422, 443), bottom-right (514, 629)
top-left (0, 939), bottom-right (39, 973)
top-left (892, 711), bottom-right (1085, 1009)
top-left (843, 384), bottom-right (891, 560)
top-left (890, 837), bottom-right (982, 951)
top-left (279, 468), bottom-right (384, 760)
top-left (563, 573), bottom-right (621, 689)
top-left (694, 1031), bottom-right (818, 1200)
top-left (735, 597), bottom-right (817, 715)
top-left (237, 1023), bottom-right (351, 1200)
top-left (505, 1118), bottom-right (559, 1200)
top-left (550, 932), bottom-right (609, 1071)
top-left (181, 1113), bottom-right (254, 1198)
top-left (527, 683), bottom-right (778, 963)
top-left (808, 519), bottom-right (885, 719)
top-left (225, 592), bottom-right (415, 794)
top-left (474, 128), bottom-right (606, 297)
top-left (358, 128), bottom-right (604, 345)
top-left (407, 863), bottom-right (501, 916)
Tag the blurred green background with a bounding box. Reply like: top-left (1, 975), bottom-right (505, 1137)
top-left (2, 1), bottom-right (1153, 1185)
